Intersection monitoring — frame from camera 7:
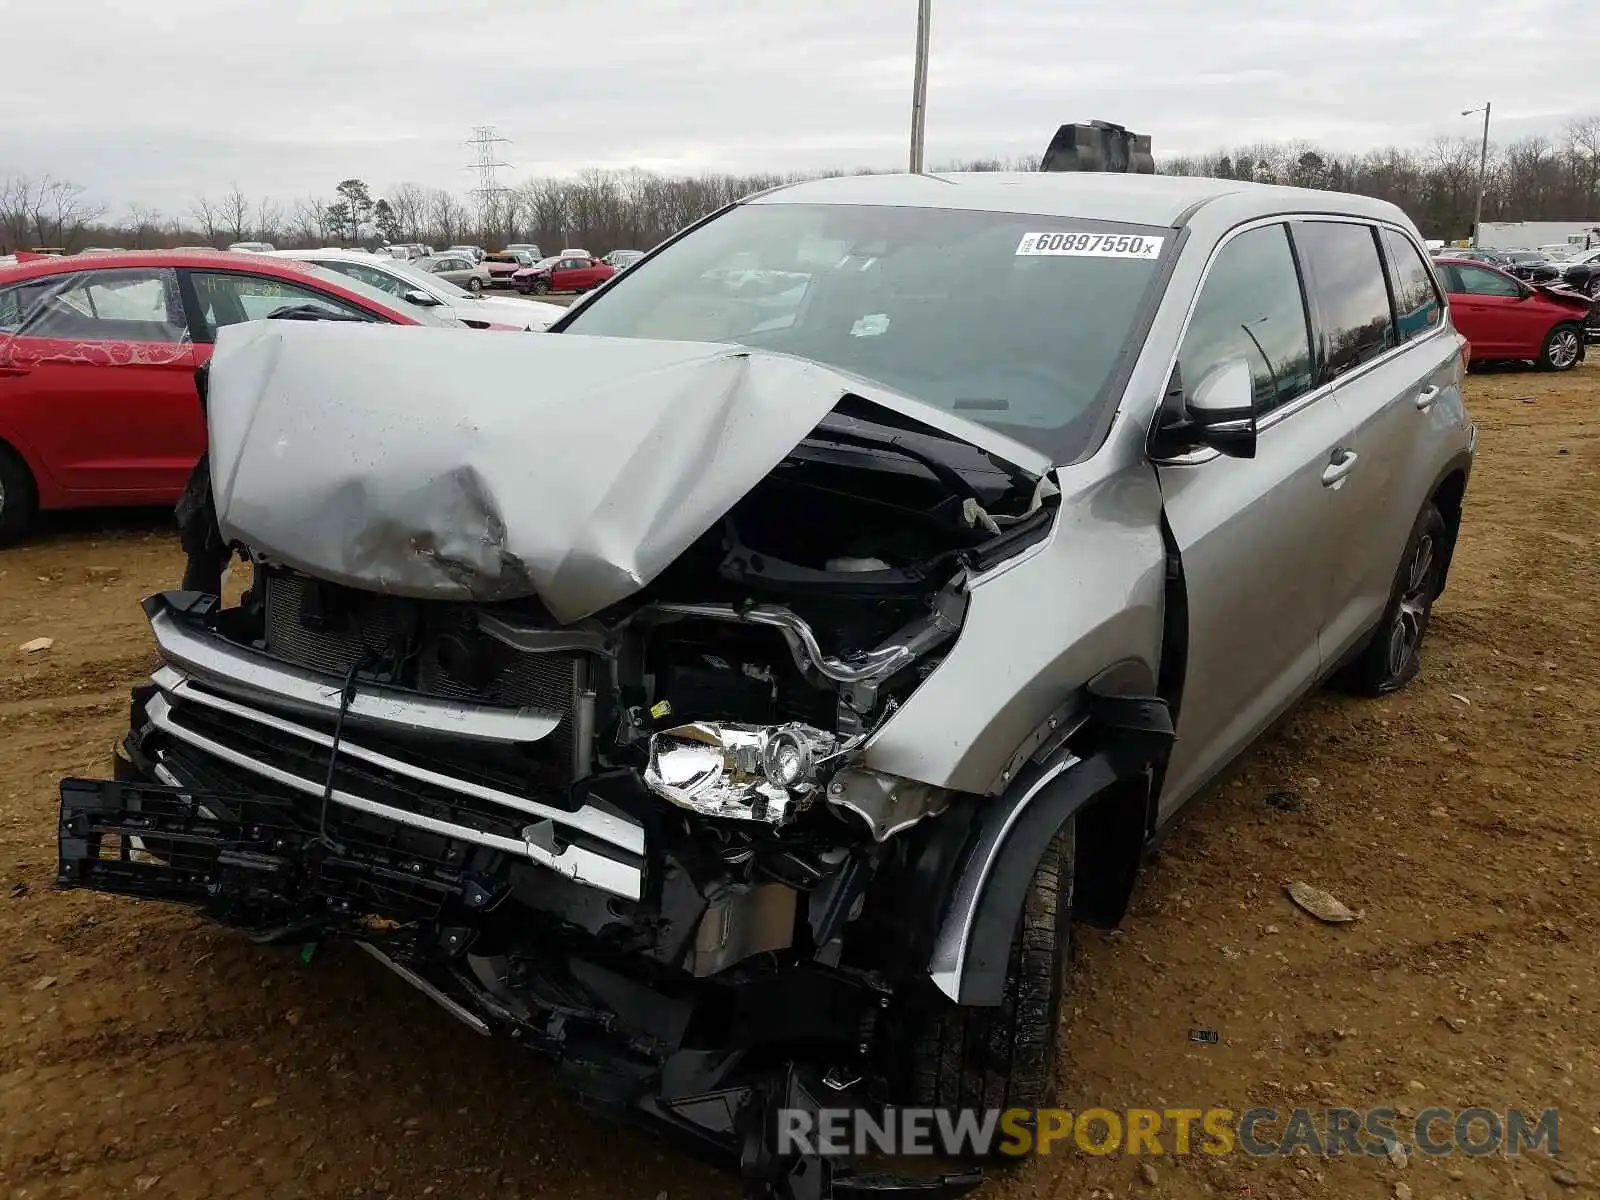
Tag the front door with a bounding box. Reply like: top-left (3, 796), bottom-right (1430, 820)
top-left (0, 266), bottom-right (198, 498)
top-left (1443, 262), bottom-right (1529, 356)
top-left (1154, 222), bottom-right (1345, 821)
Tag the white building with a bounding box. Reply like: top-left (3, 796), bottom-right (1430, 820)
top-left (1477, 220), bottom-right (1600, 252)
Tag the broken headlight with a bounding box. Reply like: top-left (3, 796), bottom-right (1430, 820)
top-left (643, 722), bottom-right (840, 826)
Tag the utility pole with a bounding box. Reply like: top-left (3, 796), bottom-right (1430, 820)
top-left (1462, 103), bottom-right (1491, 249)
top-left (909, 0), bottom-right (931, 173)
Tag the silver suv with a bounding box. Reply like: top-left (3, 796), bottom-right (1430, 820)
top-left (61, 171), bottom-right (1473, 1197)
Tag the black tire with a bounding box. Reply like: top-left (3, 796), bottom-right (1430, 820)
top-left (531, 278), bottom-right (550, 295)
top-left (1538, 323), bottom-right (1582, 372)
top-left (1344, 502), bottom-right (1447, 696)
top-left (0, 442), bottom-right (38, 547)
top-left (904, 818), bottom-right (1074, 1142)
top-left (466, 277), bottom-right (483, 293)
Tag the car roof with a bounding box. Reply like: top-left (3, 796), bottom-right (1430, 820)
top-left (0, 248), bottom-right (420, 323)
top-left (749, 171), bottom-right (1412, 228)
top-left (0, 248), bottom-right (326, 282)
top-left (1433, 256), bottom-right (1514, 272)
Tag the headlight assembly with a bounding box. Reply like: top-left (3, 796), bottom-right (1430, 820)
top-left (643, 722), bottom-right (840, 826)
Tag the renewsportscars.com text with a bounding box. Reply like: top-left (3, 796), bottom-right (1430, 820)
top-left (777, 1106), bottom-right (1559, 1158)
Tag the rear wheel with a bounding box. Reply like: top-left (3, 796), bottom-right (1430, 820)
top-left (1344, 503), bottom-right (1446, 696)
top-left (903, 818), bottom-right (1074, 1145)
top-left (1539, 323), bottom-right (1582, 371)
top-left (0, 443), bottom-right (39, 546)
top-left (466, 277), bottom-right (483, 293)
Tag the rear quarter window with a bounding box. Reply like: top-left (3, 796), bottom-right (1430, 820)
top-left (1379, 229), bottom-right (1444, 342)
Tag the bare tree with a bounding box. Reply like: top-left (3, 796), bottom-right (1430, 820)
top-left (1565, 116), bottom-right (1600, 213)
top-left (254, 197), bottom-right (284, 244)
top-left (287, 196), bottom-right (324, 246)
top-left (424, 188), bottom-right (468, 246)
top-left (126, 203), bottom-right (164, 248)
top-left (385, 182), bottom-right (428, 243)
top-left (1, 175), bottom-right (103, 251)
top-left (220, 184), bottom-right (252, 243)
top-left (190, 195), bottom-right (220, 246)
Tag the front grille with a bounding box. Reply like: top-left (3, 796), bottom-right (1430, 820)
top-left (260, 569), bottom-right (585, 773)
top-left (136, 682), bottom-right (647, 901)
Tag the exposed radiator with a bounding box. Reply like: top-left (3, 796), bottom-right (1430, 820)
top-left (261, 570), bottom-right (584, 772)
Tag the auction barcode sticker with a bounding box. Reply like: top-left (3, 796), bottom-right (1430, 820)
top-left (1016, 232), bottom-right (1165, 259)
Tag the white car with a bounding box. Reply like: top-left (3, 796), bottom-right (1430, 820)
top-left (271, 248), bottom-right (566, 331)
top-left (227, 242), bottom-right (277, 253)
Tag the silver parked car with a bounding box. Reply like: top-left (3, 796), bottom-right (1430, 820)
top-left (421, 253), bottom-right (486, 290)
top-left (269, 248), bottom-right (567, 330)
top-left (62, 170), bottom-right (1473, 1196)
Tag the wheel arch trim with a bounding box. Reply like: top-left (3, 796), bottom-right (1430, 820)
top-left (927, 679), bottom-right (1174, 1006)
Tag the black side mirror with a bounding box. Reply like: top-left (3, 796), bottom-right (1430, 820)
top-left (402, 289), bottom-right (442, 307)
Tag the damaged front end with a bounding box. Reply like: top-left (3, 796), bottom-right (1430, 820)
top-left (60, 324), bottom-right (1059, 1198)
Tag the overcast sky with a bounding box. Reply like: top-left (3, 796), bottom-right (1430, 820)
top-left (0, 0), bottom-right (1591, 215)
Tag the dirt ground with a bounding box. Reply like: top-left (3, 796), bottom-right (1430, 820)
top-left (1, 362), bottom-right (1596, 1200)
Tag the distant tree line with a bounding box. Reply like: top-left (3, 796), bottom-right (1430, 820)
top-left (4, 116), bottom-right (1598, 256)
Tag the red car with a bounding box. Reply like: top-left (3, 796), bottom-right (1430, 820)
top-left (1434, 256), bottom-right (1593, 372)
top-left (514, 254), bottom-right (614, 295)
top-left (0, 250), bottom-right (456, 543)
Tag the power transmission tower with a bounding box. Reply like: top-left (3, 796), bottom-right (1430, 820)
top-left (464, 126), bottom-right (513, 238)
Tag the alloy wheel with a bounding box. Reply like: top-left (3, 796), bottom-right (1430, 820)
top-left (1548, 328), bottom-right (1581, 370)
top-left (1385, 533), bottom-right (1435, 679)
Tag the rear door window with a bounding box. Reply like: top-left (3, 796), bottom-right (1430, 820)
top-left (1, 269), bottom-right (188, 343)
top-left (1176, 223), bottom-right (1315, 416)
top-left (1292, 221), bottom-right (1398, 382)
top-left (1379, 229), bottom-right (1444, 342)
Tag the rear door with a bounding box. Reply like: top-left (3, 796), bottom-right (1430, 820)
top-left (1155, 221), bottom-right (1347, 820)
top-left (1295, 221), bottom-right (1456, 663)
top-left (0, 267), bottom-right (198, 498)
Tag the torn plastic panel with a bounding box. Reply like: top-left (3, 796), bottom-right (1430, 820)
top-left (0, 267), bottom-right (191, 360)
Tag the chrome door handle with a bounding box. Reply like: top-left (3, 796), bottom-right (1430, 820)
top-left (1321, 449), bottom-right (1359, 487)
top-left (1415, 385), bottom-right (1440, 411)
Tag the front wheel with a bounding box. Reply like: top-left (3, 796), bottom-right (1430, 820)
top-left (531, 278), bottom-right (550, 295)
top-left (466, 277), bottom-right (483, 293)
top-left (1539, 323), bottom-right (1582, 371)
top-left (1343, 502), bottom-right (1447, 696)
top-left (903, 818), bottom-right (1074, 1135)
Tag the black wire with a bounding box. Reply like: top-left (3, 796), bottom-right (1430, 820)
top-left (314, 660), bottom-right (364, 856)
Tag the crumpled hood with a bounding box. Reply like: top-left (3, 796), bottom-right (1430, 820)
top-left (206, 322), bottom-right (1045, 624)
